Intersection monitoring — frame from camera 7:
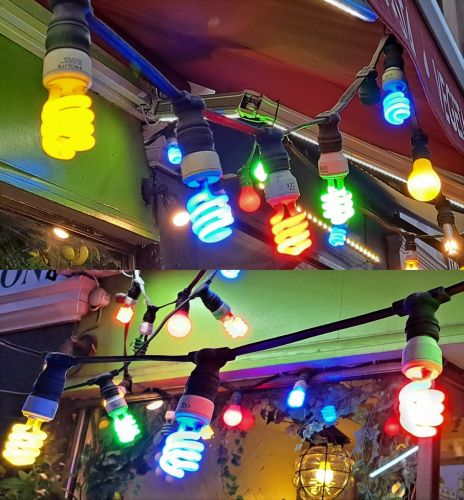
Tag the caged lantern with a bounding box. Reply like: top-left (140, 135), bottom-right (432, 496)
top-left (293, 445), bottom-right (352, 500)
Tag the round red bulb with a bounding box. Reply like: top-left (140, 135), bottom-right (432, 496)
top-left (239, 186), bottom-right (261, 213)
top-left (384, 416), bottom-right (400, 436)
top-left (237, 408), bottom-right (255, 431)
top-left (223, 405), bottom-right (243, 427)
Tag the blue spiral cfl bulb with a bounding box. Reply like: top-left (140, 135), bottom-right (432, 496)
top-left (159, 348), bottom-right (230, 479)
top-left (328, 225), bottom-right (347, 247)
top-left (382, 36), bottom-right (411, 125)
top-left (172, 92), bottom-right (233, 243)
top-left (187, 181), bottom-right (234, 243)
top-left (166, 137), bottom-right (182, 165)
top-left (287, 372), bottom-right (309, 408)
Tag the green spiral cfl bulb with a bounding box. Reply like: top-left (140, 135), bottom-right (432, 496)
top-left (111, 407), bottom-right (140, 444)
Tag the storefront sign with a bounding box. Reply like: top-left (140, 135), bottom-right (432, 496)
top-left (367, 0), bottom-right (464, 156)
top-left (0, 270), bottom-right (64, 295)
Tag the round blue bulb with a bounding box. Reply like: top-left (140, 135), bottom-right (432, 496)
top-left (167, 143), bottom-right (182, 165)
top-left (383, 91), bottom-right (411, 125)
top-left (321, 405), bottom-right (338, 423)
top-left (287, 387), bottom-right (306, 408)
top-left (328, 226), bottom-right (346, 247)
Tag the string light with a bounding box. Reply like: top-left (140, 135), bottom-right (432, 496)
top-left (287, 373), bottom-right (309, 408)
top-left (159, 420), bottom-right (205, 478)
top-left (404, 235), bottom-right (419, 270)
top-left (3, 419), bottom-right (47, 466)
top-left (252, 161), bottom-right (267, 182)
top-left (200, 425), bottom-right (215, 440)
top-left (384, 416), bottom-right (400, 436)
top-left (41, 80), bottom-right (95, 160)
top-left (173, 92), bottom-right (234, 242)
top-left (41, 3), bottom-right (95, 160)
top-left (198, 286), bottom-right (248, 339)
top-left (270, 203), bottom-right (312, 256)
top-left (115, 281), bottom-right (141, 324)
top-left (113, 410), bottom-right (141, 443)
top-left (223, 391), bottom-right (243, 427)
top-left (166, 290), bottom-right (192, 339)
top-left (399, 379), bottom-right (444, 437)
top-left (186, 181), bottom-right (234, 243)
top-left (238, 186), bottom-right (261, 213)
top-left (408, 130), bottom-right (441, 202)
top-left (321, 405), bottom-right (338, 423)
top-left (321, 179), bottom-right (354, 226)
top-left (382, 36), bottom-right (411, 126)
top-left (166, 137), bottom-right (182, 165)
top-left (328, 226), bottom-right (347, 247)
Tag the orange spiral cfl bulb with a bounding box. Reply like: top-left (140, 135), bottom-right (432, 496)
top-left (3, 418), bottom-right (47, 466)
top-left (270, 203), bottom-right (312, 256)
top-left (220, 311), bottom-right (248, 339)
top-left (41, 77), bottom-right (95, 160)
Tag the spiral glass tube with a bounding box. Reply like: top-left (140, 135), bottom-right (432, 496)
top-left (159, 419), bottom-right (205, 479)
top-left (112, 409), bottom-right (140, 443)
top-left (321, 179), bottom-right (355, 226)
top-left (220, 311), bottom-right (248, 339)
top-left (328, 226), bottom-right (346, 247)
top-left (383, 91), bottom-right (411, 125)
top-left (41, 78), bottom-right (95, 160)
top-left (399, 379), bottom-right (445, 438)
top-left (186, 181), bottom-right (234, 243)
top-left (270, 203), bottom-right (312, 256)
top-left (3, 418), bottom-right (47, 466)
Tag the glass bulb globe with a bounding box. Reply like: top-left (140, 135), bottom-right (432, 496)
top-left (166, 311), bottom-right (192, 338)
top-left (172, 211), bottom-right (190, 227)
top-left (223, 405), bottom-right (243, 427)
top-left (239, 186), bottom-right (261, 213)
top-left (407, 158), bottom-right (441, 201)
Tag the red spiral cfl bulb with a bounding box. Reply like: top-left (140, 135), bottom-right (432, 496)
top-left (399, 291), bottom-right (446, 438)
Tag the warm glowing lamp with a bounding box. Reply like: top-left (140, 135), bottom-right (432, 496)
top-left (172, 211), bottom-right (190, 227)
top-left (238, 186), bottom-right (261, 213)
top-left (116, 305), bottom-right (134, 324)
top-left (3, 419), bottom-right (47, 466)
top-left (220, 311), bottom-right (248, 339)
top-left (166, 311), bottom-right (192, 338)
top-left (53, 227), bottom-right (69, 239)
top-left (407, 158), bottom-right (441, 202)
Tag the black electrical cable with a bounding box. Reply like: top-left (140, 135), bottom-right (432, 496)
top-left (0, 389), bottom-right (31, 396)
top-left (230, 307), bottom-right (395, 357)
top-left (284, 34), bottom-right (390, 137)
top-left (0, 339), bottom-right (45, 357)
top-left (60, 279), bottom-right (464, 395)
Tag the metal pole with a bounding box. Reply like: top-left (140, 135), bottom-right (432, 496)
top-left (415, 429), bottom-right (441, 500)
top-left (64, 408), bottom-right (89, 499)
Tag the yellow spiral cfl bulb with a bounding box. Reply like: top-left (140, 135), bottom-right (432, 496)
top-left (407, 158), bottom-right (441, 202)
top-left (3, 418), bottom-right (47, 466)
top-left (41, 77), bottom-right (95, 161)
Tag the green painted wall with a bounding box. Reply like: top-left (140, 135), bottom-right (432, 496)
top-left (70, 270), bottom-right (464, 392)
top-left (0, 34), bottom-right (156, 241)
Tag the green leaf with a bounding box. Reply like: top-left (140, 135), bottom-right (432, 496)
top-left (0, 478), bottom-right (28, 489)
top-left (17, 472), bottom-right (29, 482)
top-left (0, 465), bottom-right (6, 478)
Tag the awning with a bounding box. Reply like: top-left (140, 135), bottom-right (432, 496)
top-left (59, 0), bottom-right (464, 177)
